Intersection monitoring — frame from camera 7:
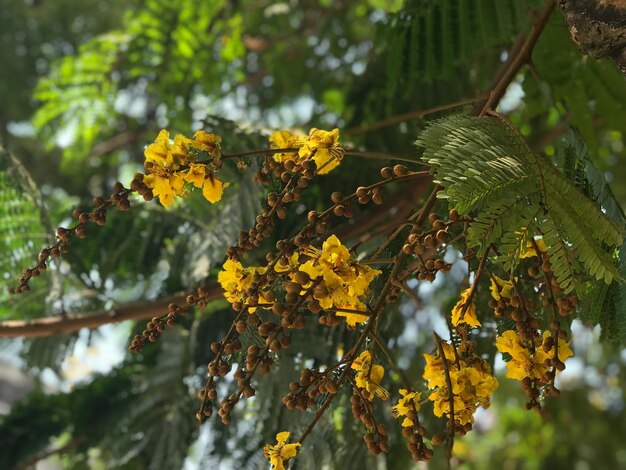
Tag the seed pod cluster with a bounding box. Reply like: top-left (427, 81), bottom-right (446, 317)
top-left (489, 289), bottom-right (542, 343)
top-left (12, 179), bottom-right (144, 294)
top-left (230, 158), bottom-right (317, 258)
top-left (401, 219), bottom-right (454, 283)
top-left (129, 286), bottom-right (213, 353)
top-left (282, 368), bottom-right (337, 411)
top-left (400, 411), bottom-right (432, 462)
top-left (351, 392), bottom-right (389, 455)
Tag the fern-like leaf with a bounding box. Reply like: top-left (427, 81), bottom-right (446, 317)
top-left (417, 115), bottom-right (623, 292)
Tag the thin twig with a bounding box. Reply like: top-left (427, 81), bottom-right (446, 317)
top-left (370, 330), bottom-right (412, 390)
top-left (433, 332), bottom-right (455, 469)
top-left (345, 95), bottom-right (487, 135)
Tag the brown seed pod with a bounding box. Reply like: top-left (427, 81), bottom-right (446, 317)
top-left (380, 167), bottom-right (393, 179)
top-left (331, 192), bottom-right (343, 203)
top-left (372, 188), bottom-right (383, 205)
top-left (356, 186), bottom-right (368, 198)
top-left (393, 164), bottom-right (408, 176)
top-left (294, 271), bottom-right (310, 284)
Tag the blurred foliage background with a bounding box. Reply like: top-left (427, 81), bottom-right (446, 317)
top-left (0, 0), bottom-right (625, 469)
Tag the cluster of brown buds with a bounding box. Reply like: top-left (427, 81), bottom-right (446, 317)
top-left (401, 414), bottom-right (432, 461)
top-left (129, 172), bottom-right (154, 202)
top-left (489, 282), bottom-right (542, 342)
top-left (527, 250), bottom-right (579, 319)
top-left (230, 158), bottom-right (317, 257)
top-left (398, 211), bottom-right (460, 283)
top-left (350, 392), bottom-right (389, 456)
top-left (129, 287), bottom-right (213, 352)
top-left (282, 368), bottom-right (338, 411)
top-left (11, 180), bottom-right (143, 294)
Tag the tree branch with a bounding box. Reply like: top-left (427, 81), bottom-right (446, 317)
top-left (476, 0), bottom-right (557, 114)
top-left (0, 287), bottom-right (223, 338)
top-left (0, 179), bottom-right (430, 339)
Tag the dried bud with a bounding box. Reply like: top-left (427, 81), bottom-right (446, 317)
top-left (393, 164), bottom-right (408, 176)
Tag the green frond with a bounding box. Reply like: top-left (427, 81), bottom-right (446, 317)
top-left (0, 148), bottom-right (62, 319)
top-left (545, 185), bottom-right (620, 284)
top-left (542, 162), bottom-right (623, 247)
top-left (417, 115), bottom-right (535, 214)
top-left (32, 32), bottom-right (127, 166)
top-left (383, 0), bottom-right (539, 90)
top-left (417, 115), bottom-right (622, 292)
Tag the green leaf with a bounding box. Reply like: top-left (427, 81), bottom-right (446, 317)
top-left (417, 115), bottom-right (622, 292)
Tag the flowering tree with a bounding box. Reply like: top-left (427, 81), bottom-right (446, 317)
top-left (1, 1), bottom-right (626, 469)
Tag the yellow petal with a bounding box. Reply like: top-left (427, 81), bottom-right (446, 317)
top-left (279, 443), bottom-right (301, 460)
top-left (184, 163), bottom-right (206, 188)
top-left (490, 275), bottom-right (515, 301)
top-left (192, 130), bottom-right (222, 156)
top-left (313, 148), bottom-right (342, 174)
top-left (451, 288), bottom-right (481, 328)
top-left (144, 130), bottom-right (172, 167)
top-left (202, 175), bottom-right (227, 203)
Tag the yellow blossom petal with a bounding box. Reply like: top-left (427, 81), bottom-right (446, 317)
top-left (269, 130), bottom-right (303, 163)
top-left (495, 330), bottom-right (526, 358)
top-left (202, 175), bottom-right (228, 203)
top-left (489, 275), bottom-right (515, 301)
top-left (519, 238), bottom-right (548, 259)
top-left (192, 130), bottom-right (222, 157)
top-left (184, 163), bottom-right (206, 188)
top-left (451, 288), bottom-right (481, 328)
top-left (145, 130), bottom-right (174, 167)
top-left (264, 432), bottom-right (301, 470)
top-left (297, 128), bottom-right (343, 174)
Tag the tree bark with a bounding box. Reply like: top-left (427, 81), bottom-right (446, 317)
top-left (557, 0), bottom-right (626, 75)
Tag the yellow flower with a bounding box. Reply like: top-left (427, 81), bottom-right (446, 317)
top-left (217, 259), bottom-right (266, 312)
top-left (496, 330), bottom-right (573, 382)
top-left (202, 174), bottom-right (228, 204)
top-left (495, 330), bottom-right (526, 357)
top-left (184, 162), bottom-right (206, 188)
top-left (298, 128), bottom-right (343, 174)
top-left (392, 389), bottom-right (421, 427)
top-left (298, 235), bottom-right (380, 326)
top-left (144, 130), bottom-right (192, 169)
top-left (269, 130), bottom-right (303, 163)
top-left (424, 341), bottom-right (497, 425)
top-left (519, 238), bottom-right (548, 259)
top-left (351, 350), bottom-right (389, 400)
top-left (503, 351), bottom-right (547, 381)
top-left (192, 130), bottom-right (222, 158)
top-left (263, 432), bottom-right (301, 470)
top-left (489, 275), bottom-right (515, 301)
top-left (451, 288), bottom-right (481, 328)
top-left (143, 170), bottom-right (185, 208)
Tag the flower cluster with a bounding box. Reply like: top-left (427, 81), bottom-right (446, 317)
top-left (217, 259), bottom-right (271, 312)
top-left (263, 432), bottom-right (301, 470)
top-left (392, 389), bottom-right (421, 428)
top-left (423, 341), bottom-right (498, 427)
top-left (351, 350), bottom-right (389, 401)
top-left (269, 127), bottom-right (344, 174)
top-left (143, 129), bottom-right (227, 207)
top-left (496, 329), bottom-right (573, 382)
top-left (298, 235), bottom-right (381, 326)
